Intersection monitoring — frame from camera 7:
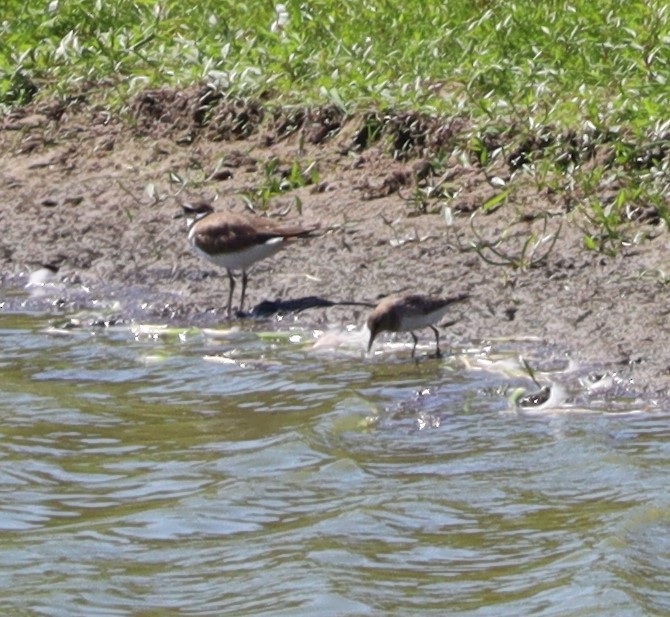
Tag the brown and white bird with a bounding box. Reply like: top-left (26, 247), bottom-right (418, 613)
top-left (179, 201), bottom-right (319, 318)
top-left (367, 293), bottom-right (469, 358)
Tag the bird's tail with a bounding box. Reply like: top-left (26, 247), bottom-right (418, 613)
top-left (281, 222), bottom-right (321, 238)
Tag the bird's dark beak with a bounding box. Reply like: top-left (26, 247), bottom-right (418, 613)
top-left (367, 331), bottom-right (375, 353)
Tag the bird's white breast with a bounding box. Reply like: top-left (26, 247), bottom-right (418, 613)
top-left (191, 236), bottom-right (285, 271)
top-left (397, 305), bottom-right (451, 331)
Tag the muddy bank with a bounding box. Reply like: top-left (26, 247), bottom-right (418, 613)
top-left (1, 88), bottom-right (669, 397)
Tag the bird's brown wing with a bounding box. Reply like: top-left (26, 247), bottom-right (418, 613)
top-left (400, 293), bottom-right (469, 315)
top-left (193, 212), bottom-right (318, 254)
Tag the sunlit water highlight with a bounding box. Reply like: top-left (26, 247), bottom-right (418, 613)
top-left (1, 310), bottom-right (669, 616)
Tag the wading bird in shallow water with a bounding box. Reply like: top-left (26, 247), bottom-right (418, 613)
top-left (178, 201), bottom-right (319, 319)
top-left (367, 292), bottom-right (469, 358)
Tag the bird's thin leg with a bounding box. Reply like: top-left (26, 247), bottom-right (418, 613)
top-left (430, 325), bottom-right (442, 358)
top-left (239, 271), bottom-right (249, 315)
top-left (226, 270), bottom-right (236, 320)
top-left (410, 332), bottom-right (419, 358)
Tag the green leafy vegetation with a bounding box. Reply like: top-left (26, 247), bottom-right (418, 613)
top-left (240, 158), bottom-right (319, 211)
top-left (3, 0), bottom-right (670, 127)
top-left (2, 0), bottom-right (670, 254)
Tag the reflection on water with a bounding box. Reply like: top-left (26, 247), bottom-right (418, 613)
top-left (0, 311), bottom-right (669, 616)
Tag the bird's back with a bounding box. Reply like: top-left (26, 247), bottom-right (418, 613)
top-left (189, 211), bottom-right (318, 271)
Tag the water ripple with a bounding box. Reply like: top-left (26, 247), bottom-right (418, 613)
top-left (0, 312), bottom-right (668, 615)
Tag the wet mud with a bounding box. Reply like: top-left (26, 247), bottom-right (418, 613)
top-left (1, 86), bottom-right (669, 398)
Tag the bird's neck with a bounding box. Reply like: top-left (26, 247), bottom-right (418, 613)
top-left (185, 210), bottom-right (212, 229)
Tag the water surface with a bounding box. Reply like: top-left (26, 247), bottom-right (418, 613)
top-left (1, 310), bottom-right (669, 616)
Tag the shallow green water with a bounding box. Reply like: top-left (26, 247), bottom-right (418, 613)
top-left (1, 310), bottom-right (669, 616)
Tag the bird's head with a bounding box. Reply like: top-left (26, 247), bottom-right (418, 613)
top-left (175, 201), bottom-right (215, 227)
top-left (366, 307), bottom-right (395, 353)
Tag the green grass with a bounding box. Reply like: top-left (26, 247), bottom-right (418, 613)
top-left (2, 0), bottom-right (670, 253)
top-left (3, 0), bottom-right (670, 129)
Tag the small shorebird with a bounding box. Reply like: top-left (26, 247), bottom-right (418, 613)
top-left (367, 292), bottom-right (469, 358)
top-left (179, 201), bottom-right (319, 318)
